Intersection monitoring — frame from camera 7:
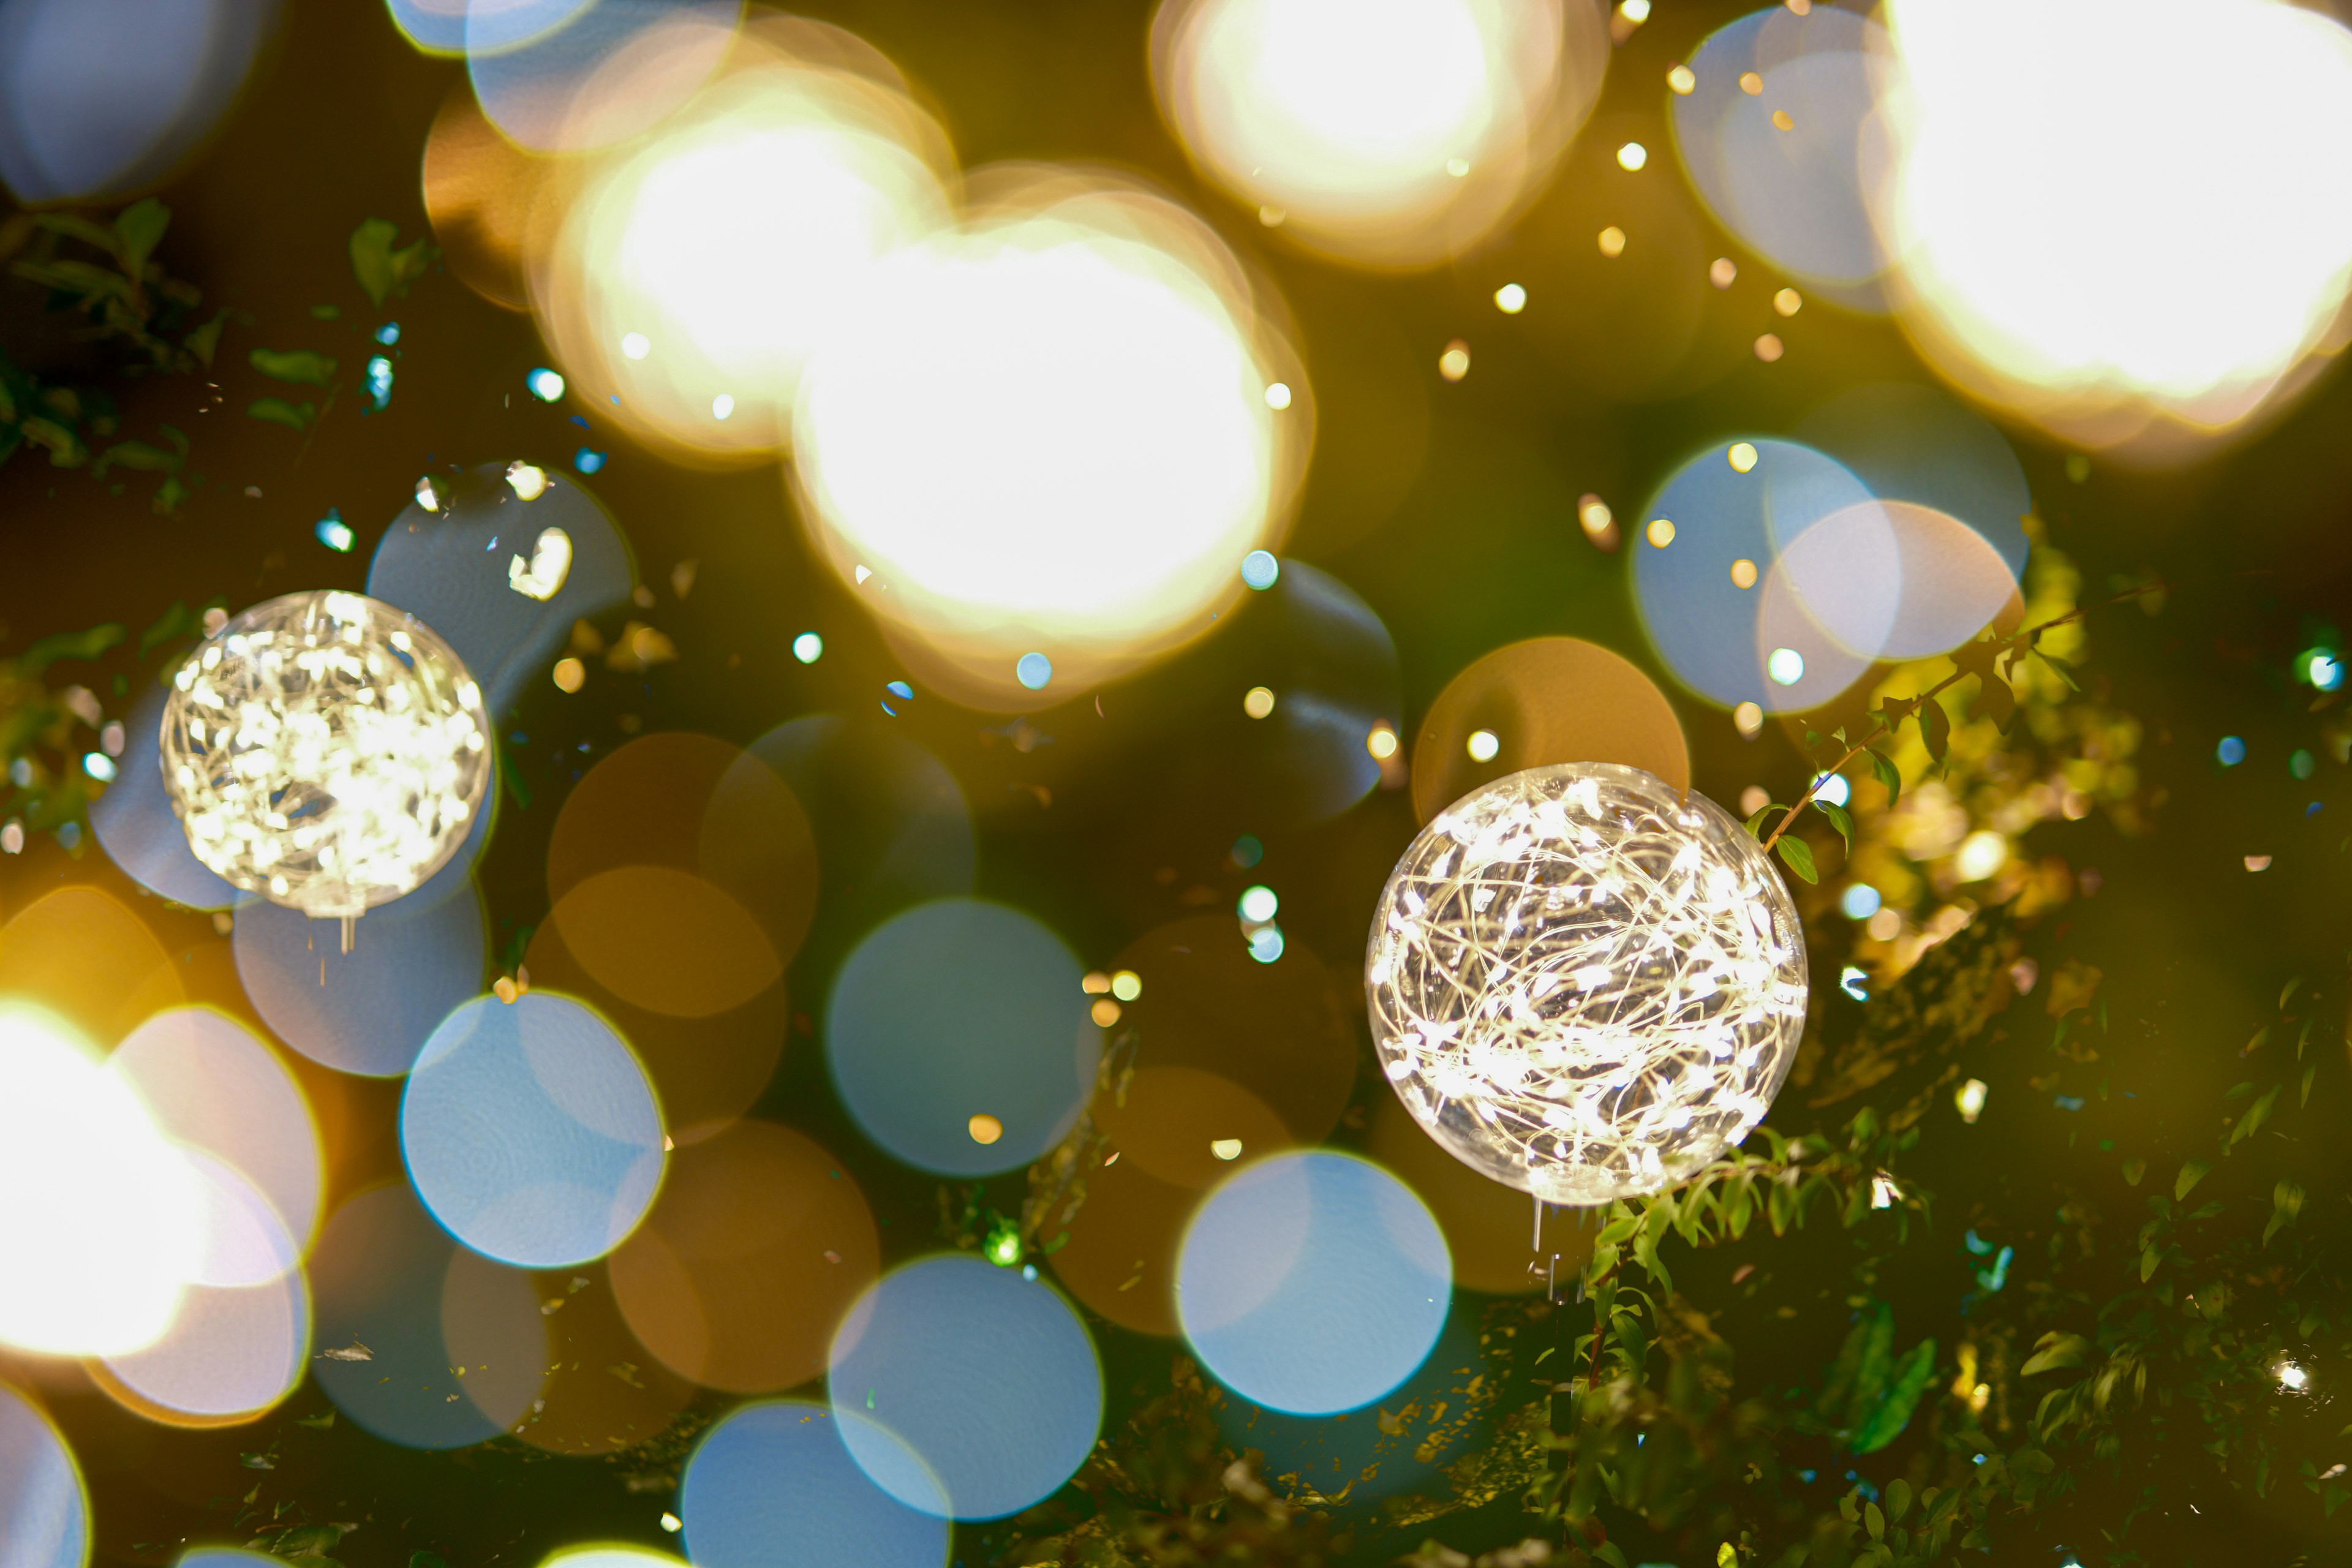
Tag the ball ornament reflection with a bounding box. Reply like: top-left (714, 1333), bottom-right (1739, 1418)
top-left (160, 591), bottom-right (491, 932)
top-left (1365, 762), bottom-right (1806, 1205)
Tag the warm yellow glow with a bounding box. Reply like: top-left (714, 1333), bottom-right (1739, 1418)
top-left (1243, 685), bottom-right (1277, 718)
top-left (1578, 496), bottom-right (1613, 533)
top-left (0, 1008), bottom-right (202, 1356)
top-left (1091, 998), bottom-right (1125, 1027)
top-left (1111, 970), bottom-right (1144, 1001)
top-left (1730, 557), bottom-right (1758, 590)
top-left (1738, 70), bottom-right (1762, 96)
top-left (1955, 1077), bottom-right (1988, 1123)
top-left (1727, 442), bottom-right (1758, 472)
top-left (1878, 0), bottom-right (2352, 454)
top-left (1493, 282), bottom-right (1527, 313)
top-left (1709, 257), bottom-right (1736, 288)
top-left (1615, 141), bottom-right (1647, 172)
top-left (1597, 225), bottom-right (1626, 258)
top-left (552, 656), bottom-right (586, 693)
top-left (1465, 729), bottom-right (1501, 763)
top-left (1439, 340), bottom-right (1472, 380)
top-left (1645, 518), bottom-right (1676, 548)
top-left (793, 173), bottom-right (1307, 708)
top-left (1152, 0), bottom-right (1608, 268)
top-left (532, 24), bottom-right (957, 462)
top-left (968, 1114), bottom-right (1004, 1145)
top-left (1732, 701), bottom-right (1763, 739)
top-left (1367, 724), bottom-right (1400, 760)
top-left (1773, 287), bottom-right (1803, 317)
top-left (1264, 380), bottom-right (1295, 409)
top-left (1755, 333), bottom-right (1784, 362)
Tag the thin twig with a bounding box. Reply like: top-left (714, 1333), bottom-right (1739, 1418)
top-left (1759, 581), bottom-right (2165, 853)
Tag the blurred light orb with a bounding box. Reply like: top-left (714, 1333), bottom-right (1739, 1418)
top-left (1366, 763), bottom-right (1808, 1204)
top-left (1877, 0), bottom-right (2352, 453)
top-left (793, 632), bottom-right (824, 664)
top-left (682, 1400), bottom-right (948, 1568)
top-left (1151, 0), bottom-right (1608, 268)
top-left (533, 32), bottom-right (955, 461)
top-left (0, 0), bottom-right (277, 205)
top-left (793, 173), bottom-right (1308, 708)
top-left (468, 0), bottom-right (741, 154)
top-left (1241, 548), bottom-right (1281, 589)
top-left (827, 900), bottom-right (1099, 1177)
top-left (0, 1008), bottom-right (200, 1357)
top-left (403, 992), bottom-right (666, 1268)
top-left (1176, 1150), bottom-right (1449, 1414)
top-left (162, 590), bottom-right (491, 927)
top-left (0, 1384), bottom-right (85, 1568)
top-left (829, 1255), bottom-right (1101, 1519)
top-left (1841, 883), bottom-right (1881, 921)
top-left (529, 368), bottom-right (567, 401)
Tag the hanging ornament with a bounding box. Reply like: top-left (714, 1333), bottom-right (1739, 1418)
top-left (1365, 762), bottom-right (1807, 1205)
top-left (160, 591), bottom-right (491, 945)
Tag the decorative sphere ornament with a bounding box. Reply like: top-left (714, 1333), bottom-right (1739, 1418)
top-left (1365, 762), bottom-right (1807, 1205)
top-left (160, 590), bottom-right (491, 936)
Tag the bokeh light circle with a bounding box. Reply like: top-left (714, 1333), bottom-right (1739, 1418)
top-left (608, 1120), bottom-right (878, 1393)
top-left (0, 1006), bottom-right (199, 1357)
top-left (93, 1221), bottom-right (310, 1427)
top-left (1176, 1150), bottom-right (1449, 1414)
top-left (1632, 438), bottom-right (1881, 712)
top-left (682, 1400), bottom-right (948, 1568)
top-left (1875, 0), bottom-right (2352, 455)
top-left (531, 21), bottom-right (956, 461)
top-left (534, 1550), bottom-right (682, 1568)
top-left (402, 991), bottom-right (665, 1268)
top-left (309, 1183), bottom-right (546, 1449)
top-left (1412, 637), bottom-right (1688, 823)
top-left (0, 0), bottom-right (275, 205)
top-left (827, 899), bottom-right (1099, 1175)
top-left (1151, 0), bottom-right (1609, 268)
top-left (793, 170), bottom-right (1310, 708)
top-left (0, 1384), bottom-right (86, 1568)
top-left (829, 1255), bottom-right (1102, 1520)
top-left (1671, 5), bottom-right (1891, 305)
top-left (110, 1006), bottom-right (322, 1273)
top-left (468, 0), bottom-right (742, 154)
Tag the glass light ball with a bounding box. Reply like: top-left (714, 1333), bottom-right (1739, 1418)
top-left (1365, 761), bottom-right (1807, 1205)
top-left (160, 591), bottom-right (491, 924)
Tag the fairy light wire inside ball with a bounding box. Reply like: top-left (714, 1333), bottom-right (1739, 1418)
top-left (160, 590), bottom-right (491, 938)
top-left (1365, 761), bottom-right (1807, 1205)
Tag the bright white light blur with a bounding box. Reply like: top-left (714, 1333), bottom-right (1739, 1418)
top-left (1954, 829), bottom-right (2008, 882)
top-left (2279, 1360), bottom-right (2309, 1392)
top-left (1493, 281), bottom-right (1526, 313)
top-left (1465, 728), bottom-right (1501, 762)
top-left (0, 1007), bottom-right (202, 1355)
top-left (1238, 884), bottom-right (1279, 923)
top-left (1878, 0), bottom-right (2352, 451)
top-left (1955, 1077), bottom-right (1988, 1123)
top-left (1152, 0), bottom-right (1607, 268)
top-left (1811, 772), bottom-right (1850, 808)
top-left (792, 631), bottom-right (824, 664)
top-left (794, 176), bottom-right (1305, 707)
top-left (1767, 647), bottom-right (1805, 685)
top-left (533, 35), bottom-right (956, 461)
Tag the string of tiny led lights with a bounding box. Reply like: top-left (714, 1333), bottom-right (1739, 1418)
top-left (1368, 764), bottom-right (1807, 1205)
top-left (162, 590), bottom-right (489, 938)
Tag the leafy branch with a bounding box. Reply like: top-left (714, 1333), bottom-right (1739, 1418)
top-left (1745, 581), bottom-right (2166, 881)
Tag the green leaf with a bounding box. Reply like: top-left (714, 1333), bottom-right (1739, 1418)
top-left (184, 309), bottom-right (227, 368)
top-left (1918, 696), bottom-right (1951, 765)
top-left (113, 199), bottom-right (170, 279)
top-left (1815, 800), bottom-right (1854, 851)
top-left (2174, 1158), bottom-right (2211, 1201)
top-left (271, 1525), bottom-right (344, 1555)
top-left (1885, 1477), bottom-right (1913, 1523)
top-left (1865, 1501), bottom-right (1885, 1541)
top-left (2020, 1332), bottom-right (2090, 1378)
top-left (410, 1555), bottom-right (448, 1568)
top-left (1743, 803), bottom-right (1779, 841)
top-left (247, 397), bottom-right (315, 432)
top-left (2139, 1245), bottom-right (2161, 1283)
top-left (2122, 1157), bottom-right (2146, 1186)
top-left (18, 624), bottom-right (124, 674)
top-left (1817, 1302), bottom-right (1890, 1426)
top-left (2230, 1084), bottom-right (2282, 1147)
top-left (2264, 1179), bottom-right (2306, 1247)
top-left (1853, 1338), bottom-right (1936, 1454)
top-left (350, 217), bottom-right (439, 307)
top-left (2035, 649), bottom-right (2081, 691)
top-left (1774, 835), bottom-right (1818, 884)
top-left (93, 439), bottom-right (178, 475)
top-left (248, 348), bottom-right (337, 387)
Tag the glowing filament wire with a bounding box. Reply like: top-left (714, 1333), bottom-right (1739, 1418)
top-left (160, 590), bottom-right (491, 930)
top-left (1365, 762), bottom-right (1807, 1204)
